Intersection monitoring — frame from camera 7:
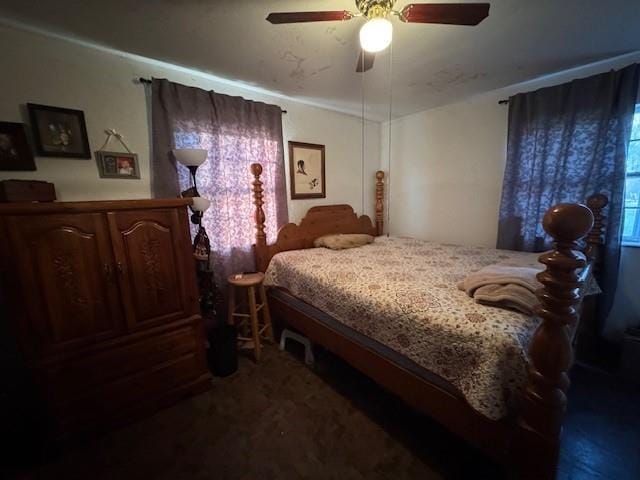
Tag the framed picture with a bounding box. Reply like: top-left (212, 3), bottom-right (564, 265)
top-left (0, 122), bottom-right (36, 171)
top-left (288, 141), bottom-right (326, 199)
top-left (27, 103), bottom-right (91, 158)
top-left (95, 151), bottom-right (140, 179)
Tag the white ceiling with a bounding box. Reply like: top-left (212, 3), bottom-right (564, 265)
top-left (1, 0), bottom-right (639, 120)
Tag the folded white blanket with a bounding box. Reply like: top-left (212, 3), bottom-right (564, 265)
top-left (457, 264), bottom-right (543, 315)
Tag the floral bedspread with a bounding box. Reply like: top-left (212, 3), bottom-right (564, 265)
top-left (264, 236), bottom-right (592, 420)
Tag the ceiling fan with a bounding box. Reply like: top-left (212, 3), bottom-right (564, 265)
top-left (267, 1), bottom-right (490, 72)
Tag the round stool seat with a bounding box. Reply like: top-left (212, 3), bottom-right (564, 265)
top-left (227, 272), bottom-right (265, 287)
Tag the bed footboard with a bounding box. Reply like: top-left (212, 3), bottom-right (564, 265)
top-left (512, 202), bottom-right (594, 479)
top-left (584, 193), bottom-right (608, 274)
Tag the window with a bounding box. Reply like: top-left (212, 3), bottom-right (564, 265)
top-left (623, 106), bottom-right (640, 246)
top-left (173, 129), bottom-right (284, 251)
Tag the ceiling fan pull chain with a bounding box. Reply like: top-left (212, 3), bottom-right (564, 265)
top-left (361, 49), bottom-right (366, 216)
top-left (387, 41), bottom-right (393, 237)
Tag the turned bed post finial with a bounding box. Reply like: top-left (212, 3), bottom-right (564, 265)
top-left (375, 170), bottom-right (385, 236)
top-left (514, 202), bottom-right (594, 478)
top-left (584, 193), bottom-right (608, 274)
top-left (250, 163), bottom-right (268, 272)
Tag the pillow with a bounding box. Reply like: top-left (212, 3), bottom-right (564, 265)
top-left (313, 233), bottom-right (374, 250)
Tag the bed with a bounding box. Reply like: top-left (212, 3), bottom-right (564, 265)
top-left (249, 163), bottom-right (608, 479)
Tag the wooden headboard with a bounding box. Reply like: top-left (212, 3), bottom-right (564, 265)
top-left (250, 163), bottom-right (384, 272)
top-left (251, 162), bottom-right (609, 275)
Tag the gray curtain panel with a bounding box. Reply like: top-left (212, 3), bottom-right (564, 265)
top-left (151, 78), bottom-right (289, 284)
top-left (497, 64), bottom-right (639, 337)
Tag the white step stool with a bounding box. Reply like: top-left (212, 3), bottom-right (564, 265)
top-left (279, 329), bottom-right (314, 366)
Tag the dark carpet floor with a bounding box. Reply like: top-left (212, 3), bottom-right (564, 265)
top-left (23, 344), bottom-right (640, 480)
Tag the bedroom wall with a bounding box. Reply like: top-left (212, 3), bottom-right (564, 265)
top-left (0, 24), bottom-right (381, 223)
top-left (381, 52), bottom-right (640, 339)
top-left (380, 95), bottom-right (507, 247)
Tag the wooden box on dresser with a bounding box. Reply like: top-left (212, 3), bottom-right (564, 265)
top-left (0, 199), bottom-right (211, 443)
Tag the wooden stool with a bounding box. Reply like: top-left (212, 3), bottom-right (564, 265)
top-left (226, 272), bottom-right (273, 362)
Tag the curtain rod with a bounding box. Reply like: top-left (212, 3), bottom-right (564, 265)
top-left (137, 77), bottom-right (288, 114)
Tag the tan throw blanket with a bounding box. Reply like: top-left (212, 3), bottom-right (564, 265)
top-left (457, 264), bottom-right (543, 314)
top-left (472, 284), bottom-right (539, 314)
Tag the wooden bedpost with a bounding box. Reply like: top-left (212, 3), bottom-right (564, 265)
top-left (584, 193), bottom-right (608, 275)
top-left (512, 203), bottom-right (594, 479)
top-left (375, 170), bottom-right (385, 236)
top-left (250, 163), bottom-right (269, 272)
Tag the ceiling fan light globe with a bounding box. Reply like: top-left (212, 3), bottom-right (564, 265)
top-left (359, 18), bottom-right (392, 53)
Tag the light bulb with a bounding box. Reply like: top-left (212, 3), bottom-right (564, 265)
top-left (359, 18), bottom-right (393, 53)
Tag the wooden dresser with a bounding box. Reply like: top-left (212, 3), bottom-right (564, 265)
top-left (0, 199), bottom-right (211, 442)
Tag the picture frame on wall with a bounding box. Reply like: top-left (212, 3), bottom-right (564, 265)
top-left (288, 141), bottom-right (326, 199)
top-left (0, 122), bottom-right (36, 171)
top-left (95, 151), bottom-right (140, 179)
top-left (27, 103), bottom-right (91, 158)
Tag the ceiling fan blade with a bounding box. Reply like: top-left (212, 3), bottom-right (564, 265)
top-left (356, 50), bottom-right (375, 73)
top-left (266, 11), bottom-right (353, 24)
top-left (401, 3), bottom-right (490, 25)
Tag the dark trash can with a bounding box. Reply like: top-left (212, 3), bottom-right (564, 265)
top-left (208, 324), bottom-right (238, 377)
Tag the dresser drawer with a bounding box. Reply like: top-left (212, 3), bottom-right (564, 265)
top-left (53, 351), bottom-right (205, 431)
top-left (39, 325), bottom-right (201, 405)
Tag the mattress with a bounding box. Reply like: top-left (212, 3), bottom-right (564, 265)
top-left (264, 236), bottom-right (593, 420)
top-left (269, 287), bottom-right (461, 398)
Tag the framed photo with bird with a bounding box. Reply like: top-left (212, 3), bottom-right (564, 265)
top-left (288, 141), bottom-right (326, 199)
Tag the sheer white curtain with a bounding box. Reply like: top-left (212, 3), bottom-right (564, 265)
top-left (151, 79), bottom-right (288, 285)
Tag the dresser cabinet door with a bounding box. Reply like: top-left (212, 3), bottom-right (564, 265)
top-left (6, 213), bottom-right (124, 356)
top-left (107, 208), bottom-right (197, 330)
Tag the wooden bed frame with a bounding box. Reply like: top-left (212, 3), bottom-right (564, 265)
top-left (250, 163), bottom-right (608, 479)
